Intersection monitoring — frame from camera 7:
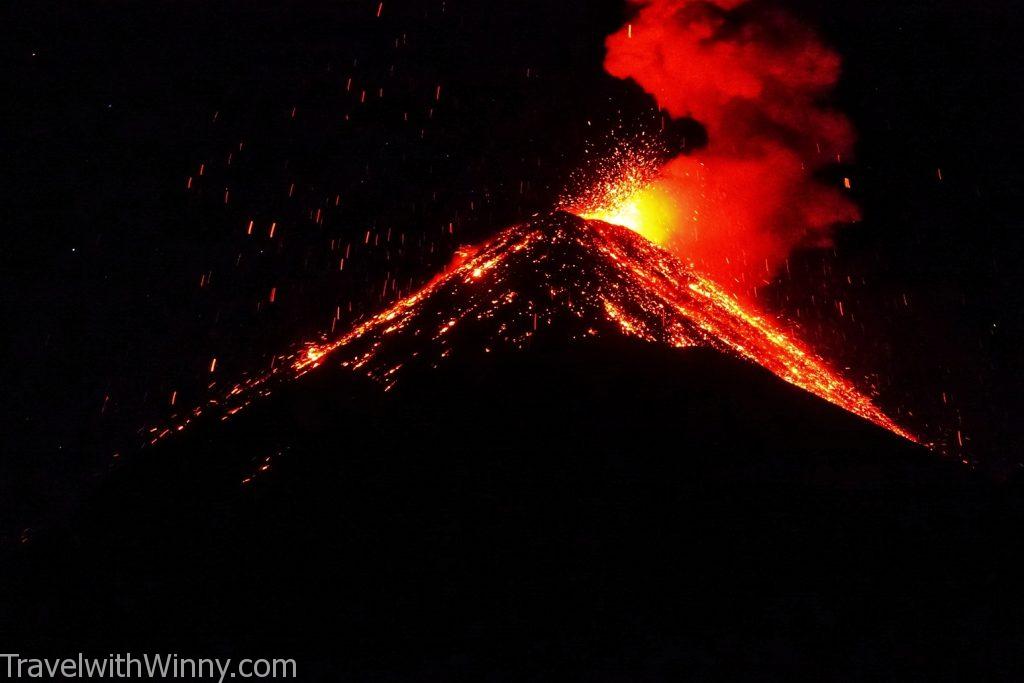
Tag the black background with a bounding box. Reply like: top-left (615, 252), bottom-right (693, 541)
top-left (4, 0), bottom-right (1024, 534)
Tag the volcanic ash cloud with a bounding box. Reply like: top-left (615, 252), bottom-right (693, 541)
top-left (604, 0), bottom-right (859, 292)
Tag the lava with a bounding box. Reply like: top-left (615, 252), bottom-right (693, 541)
top-left (143, 211), bottom-right (912, 447)
top-left (569, 145), bottom-right (683, 247)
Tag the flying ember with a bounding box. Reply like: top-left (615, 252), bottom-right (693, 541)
top-left (565, 146), bottom-right (683, 247)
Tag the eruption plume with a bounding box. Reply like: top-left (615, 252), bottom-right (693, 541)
top-left (587, 0), bottom-right (858, 293)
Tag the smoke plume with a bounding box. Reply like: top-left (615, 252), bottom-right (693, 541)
top-left (604, 0), bottom-right (858, 291)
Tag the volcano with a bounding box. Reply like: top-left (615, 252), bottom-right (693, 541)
top-left (2, 213), bottom-right (1022, 678)
top-left (147, 211), bottom-right (908, 446)
top-left (300, 211), bottom-right (906, 438)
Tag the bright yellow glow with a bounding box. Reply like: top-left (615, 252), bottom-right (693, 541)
top-left (579, 181), bottom-right (682, 246)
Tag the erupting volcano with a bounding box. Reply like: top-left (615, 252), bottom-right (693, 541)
top-left (132, 5), bottom-right (921, 473)
top-left (138, 0), bottom-right (910, 451)
top-left (149, 211), bottom-right (910, 447)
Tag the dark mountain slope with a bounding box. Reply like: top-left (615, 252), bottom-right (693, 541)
top-left (2, 335), bottom-right (1021, 680)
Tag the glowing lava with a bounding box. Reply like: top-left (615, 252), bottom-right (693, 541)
top-left (562, 143), bottom-right (707, 272)
top-left (577, 182), bottom-right (682, 246)
top-left (143, 211), bottom-right (913, 447)
top-left (569, 148), bottom-right (685, 247)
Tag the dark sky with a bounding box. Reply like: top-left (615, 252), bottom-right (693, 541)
top-left (4, 0), bottom-right (1023, 534)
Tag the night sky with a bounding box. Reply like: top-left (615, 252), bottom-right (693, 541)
top-left (4, 0), bottom-right (1024, 535)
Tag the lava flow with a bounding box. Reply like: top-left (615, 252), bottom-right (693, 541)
top-left (144, 209), bottom-right (912, 447)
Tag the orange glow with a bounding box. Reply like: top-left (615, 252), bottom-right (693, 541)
top-left (292, 214), bottom-right (913, 440)
top-left (141, 212), bottom-right (913, 451)
top-left (578, 180), bottom-right (683, 246)
top-left (595, 0), bottom-right (859, 295)
top-left (566, 144), bottom-right (688, 249)
top-left (565, 147), bottom-right (858, 297)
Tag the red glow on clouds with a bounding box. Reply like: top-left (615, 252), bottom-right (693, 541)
top-left (602, 0), bottom-right (858, 293)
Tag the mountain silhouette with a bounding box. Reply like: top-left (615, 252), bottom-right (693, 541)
top-left (2, 212), bottom-right (1022, 680)
top-left (172, 211), bottom-right (906, 440)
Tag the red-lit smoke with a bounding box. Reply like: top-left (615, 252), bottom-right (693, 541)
top-left (603, 0), bottom-right (858, 293)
